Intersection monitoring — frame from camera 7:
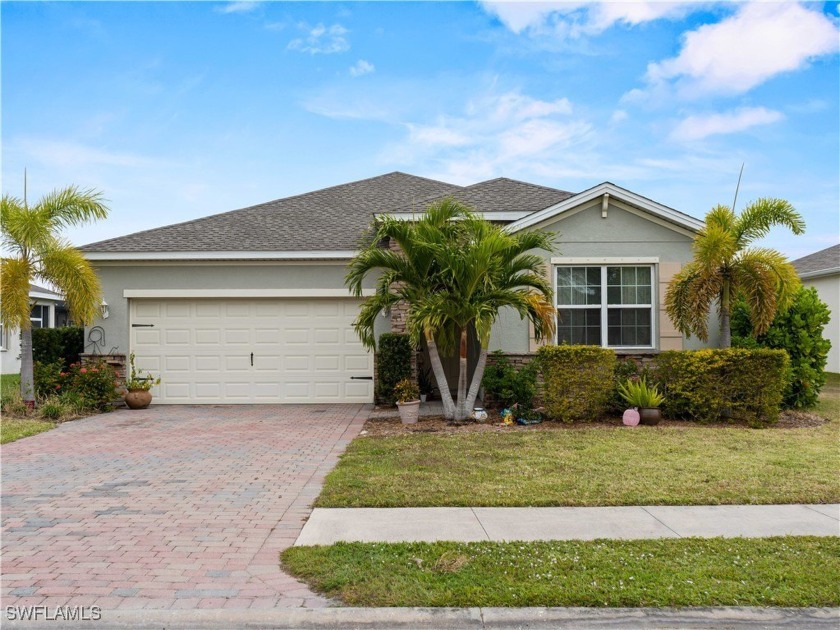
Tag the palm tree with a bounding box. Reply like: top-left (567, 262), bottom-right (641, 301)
top-left (347, 200), bottom-right (556, 420)
top-left (1, 186), bottom-right (109, 405)
top-left (665, 198), bottom-right (804, 348)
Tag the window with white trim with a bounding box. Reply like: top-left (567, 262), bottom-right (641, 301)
top-left (555, 265), bottom-right (655, 349)
top-left (30, 304), bottom-right (50, 329)
top-left (0, 326), bottom-right (5, 350)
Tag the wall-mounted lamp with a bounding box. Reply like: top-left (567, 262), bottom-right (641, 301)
top-left (100, 300), bottom-right (110, 319)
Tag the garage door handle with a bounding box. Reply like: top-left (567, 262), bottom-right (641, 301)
top-left (250, 352), bottom-right (254, 366)
top-left (132, 324), bottom-right (154, 328)
top-left (350, 376), bottom-right (373, 380)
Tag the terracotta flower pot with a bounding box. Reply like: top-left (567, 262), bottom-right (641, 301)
top-left (125, 389), bottom-right (153, 410)
top-left (397, 400), bottom-right (420, 424)
top-left (639, 407), bottom-right (661, 425)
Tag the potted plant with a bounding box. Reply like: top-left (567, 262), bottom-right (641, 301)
top-left (123, 353), bottom-right (161, 410)
top-left (617, 377), bottom-right (664, 425)
top-left (394, 378), bottom-right (420, 425)
top-left (418, 366), bottom-right (433, 403)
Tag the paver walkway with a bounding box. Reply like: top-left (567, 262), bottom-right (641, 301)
top-left (1, 404), bottom-right (369, 611)
top-left (296, 504), bottom-right (840, 545)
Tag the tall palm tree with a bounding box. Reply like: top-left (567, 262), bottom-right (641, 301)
top-left (1, 186), bottom-right (109, 405)
top-left (665, 198), bottom-right (804, 348)
top-left (347, 200), bottom-right (556, 420)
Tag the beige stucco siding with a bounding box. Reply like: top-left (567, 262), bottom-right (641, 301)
top-left (89, 262), bottom-right (378, 357)
top-left (802, 273), bottom-right (840, 373)
top-left (488, 202), bottom-right (719, 353)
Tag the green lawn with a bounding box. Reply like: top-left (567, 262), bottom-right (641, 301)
top-left (317, 380), bottom-right (840, 508)
top-left (1, 373), bottom-right (56, 444)
top-left (282, 537), bottom-right (840, 607)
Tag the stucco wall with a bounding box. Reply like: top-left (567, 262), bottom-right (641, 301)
top-left (803, 273), bottom-right (840, 373)
top-left (89, 262), bottom-right (380, 357)
top-left (488, 201), bottom-right (720, 353)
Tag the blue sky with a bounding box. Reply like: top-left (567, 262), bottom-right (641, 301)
top-left (2, 1), bottom-right (838, 258)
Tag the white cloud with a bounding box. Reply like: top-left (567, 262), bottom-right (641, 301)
top-left (215, 2), bottom-right (260, 15)
top-left (646, 3), bottom-right (840, 96)
top-left (288, 23), bottom-right (350, 55)
top-left (670, 107), bottom-right (784, 142)
top-left (610, 109), bottom-right (628, 123)
top-left (349, 59), bottom-right (375, 77)
top-left (480, 1), bottom-right (701, 37)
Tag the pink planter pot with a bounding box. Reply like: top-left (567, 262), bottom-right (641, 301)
top-left (622, 408), bottom-right (640, 426)
top-left (397, 400), bottom-right (420, 425)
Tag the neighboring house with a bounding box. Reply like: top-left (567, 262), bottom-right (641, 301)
top-left (80, 172), bottom-right (712, 404)
top-left (792, 244), bottom-right (840, 373)
top-left (0, 284), bottom-right (69, 375)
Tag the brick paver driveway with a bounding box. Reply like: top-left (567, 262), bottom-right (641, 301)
top-left (1, 404), bottom-right (368, 611)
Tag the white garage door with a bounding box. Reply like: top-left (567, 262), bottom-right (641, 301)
top-left (130, 298), bottom-right (373, 404)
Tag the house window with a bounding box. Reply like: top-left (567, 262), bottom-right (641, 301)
top-left (555, 265), bottom-right (655, 349)
top-left (30, 304), bottom-right (50, 329)
top-left (0, 326), bottom-right (5, 350)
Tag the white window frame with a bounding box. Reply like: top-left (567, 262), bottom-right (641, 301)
top-left (30, 304), bottom-right (50, 329)
top-left (0, 326), bottom-right (5, 350)
top-left (554, 263), bottom-right (657, 351)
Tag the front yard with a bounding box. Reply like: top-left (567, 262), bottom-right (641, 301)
top-left (317, 389), bottom-right (840, 507)
top-left (0, 375), bottom-right (57, 444)
top-left (282, 536), bottom-right (840, 607)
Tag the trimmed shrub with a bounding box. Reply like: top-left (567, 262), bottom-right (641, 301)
top-left (376, 333), bottom-right (413, 405)
top-left (32, 326), bottom-right (84, 368)
top-left (653, 348), bottom-right (789, 427)
top-left (482, 351), bottom-right (538, 409)
top-left (732, 287), bottom-right (831, 409)
top-left (538, 345), bottom-right (616, 423)
top-left (34, 361), bottom-right (65, 398)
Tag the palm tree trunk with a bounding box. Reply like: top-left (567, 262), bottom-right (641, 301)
top-left (426, 334), bottom-right (456, 419)
top-left (455, 328), bottom-right (469, 420)
top-left (720, 277), bottom-right (731, 348)
top-left (463, 346), bottom-right (489, 418)
top-left (20, 327), bottom-right (36, 408)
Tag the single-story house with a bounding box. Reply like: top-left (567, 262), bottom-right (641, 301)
top-left (792, 244), bottom-right (840, 373)
top-left (1, 284), bottom-right (70, 375)
top-left (80, 172), bottom-right (713, 404)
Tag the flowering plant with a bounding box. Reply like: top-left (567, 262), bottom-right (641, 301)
top-left (59, 361), bottom-right (118, 410)
top-left (124, 353), bottom-right (161, 392)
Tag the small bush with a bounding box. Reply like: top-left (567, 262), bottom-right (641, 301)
top-left (482, 351), bottom-right (538, 409)
top-left (34, 360), bottom-right (64, 397)
top-left (377, 333), bottom-right (413, 405)
top-left (393, 379), bottom-right (420, 403)
top-left (732, 287), bottom-right (831, 409)
top-left (607, 359), bottom-right (648, 414)
top-left (1, 388), bottom-right (29, 417)
top-left (538, 345), bottom-right (616, 423)
top-left (56, 361), bottom-right (119, 411)
top-left (654, 348), bottom-right (789, 427)
top-left (32, 326), bottom-right (84, 368)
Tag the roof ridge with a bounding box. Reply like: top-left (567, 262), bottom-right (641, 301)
top-left (792, 243), bottom-right (840, 263)
top-left (465, 176), bottom-right (573, 195)
top-left (81, 172), bottom-right (458, 250)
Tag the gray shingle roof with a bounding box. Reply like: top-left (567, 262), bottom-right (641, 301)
top-left (390, 177), bottom-right (573, 214)
top-left (80, 172), bottom-right (462, 253)
top-left (792, 244), bottom-right (840, 276)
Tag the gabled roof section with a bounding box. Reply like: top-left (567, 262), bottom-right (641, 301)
top-left (792, 244), bottom-right (840, 278)
top-left (81, 172), bottom-right (462, 256)
top-left (505, 182), bottom-right (704, 234)
top-left (389, 177), bottom-right (573, 216)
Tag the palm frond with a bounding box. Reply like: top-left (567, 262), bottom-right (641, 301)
top-left (732, 248), bottom-right (801, 335)
top-left (665, 262), bottom-right (722, 341)
top-left (35, 186), bottom-right (110, 230)
top-left (734, 198), bottom-right (805, 246)
top-left (0, 257), bottom-right (33, 330)
top-left (37, 245), bottom-right (102, 325)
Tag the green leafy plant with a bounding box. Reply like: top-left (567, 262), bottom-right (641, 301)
top-left (617, 377), bottom-right (664, 409)
top-left (32, 327), bottom-right (84, 368)
top-left (732, 286), bottom-right (831, 409)
top-left (376, 333), bottom-right (413, 405)
top-left (481, 351), bottom-right (538, 410)
top-left (38, 397), bottom-right (66, 420)
top-left (58, 361), bottom-right (119, 410)
top-left (393, 379), bottom-right (420, 403)
top-left (653, 348), bottom-right (789, 427)
top-left (537, 345), bottom-right (616, 423)
top-left (124, 353), bottom-right (161, 392)
top-left (33, 360), bottom-right (64, 397)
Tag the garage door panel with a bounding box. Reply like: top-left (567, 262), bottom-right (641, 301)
top-left (130, 298), bottom-right (373, 404)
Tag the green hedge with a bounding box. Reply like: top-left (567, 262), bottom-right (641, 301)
top-left (732, 287), bottom-right (832, 409)
top-left (482, 351), bottom-right (538, 409)
top-left (653, 348), bottom-right (789, 427)
top-left (376, 333), bottom-right (413, 405)
top-left (538, 345), bottom-right (616, 423)
top-left (32, 326), bottom-right (84, 369)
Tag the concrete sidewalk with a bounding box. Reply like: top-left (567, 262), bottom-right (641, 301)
top-left (296, 504), bottom-right (840, 545)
